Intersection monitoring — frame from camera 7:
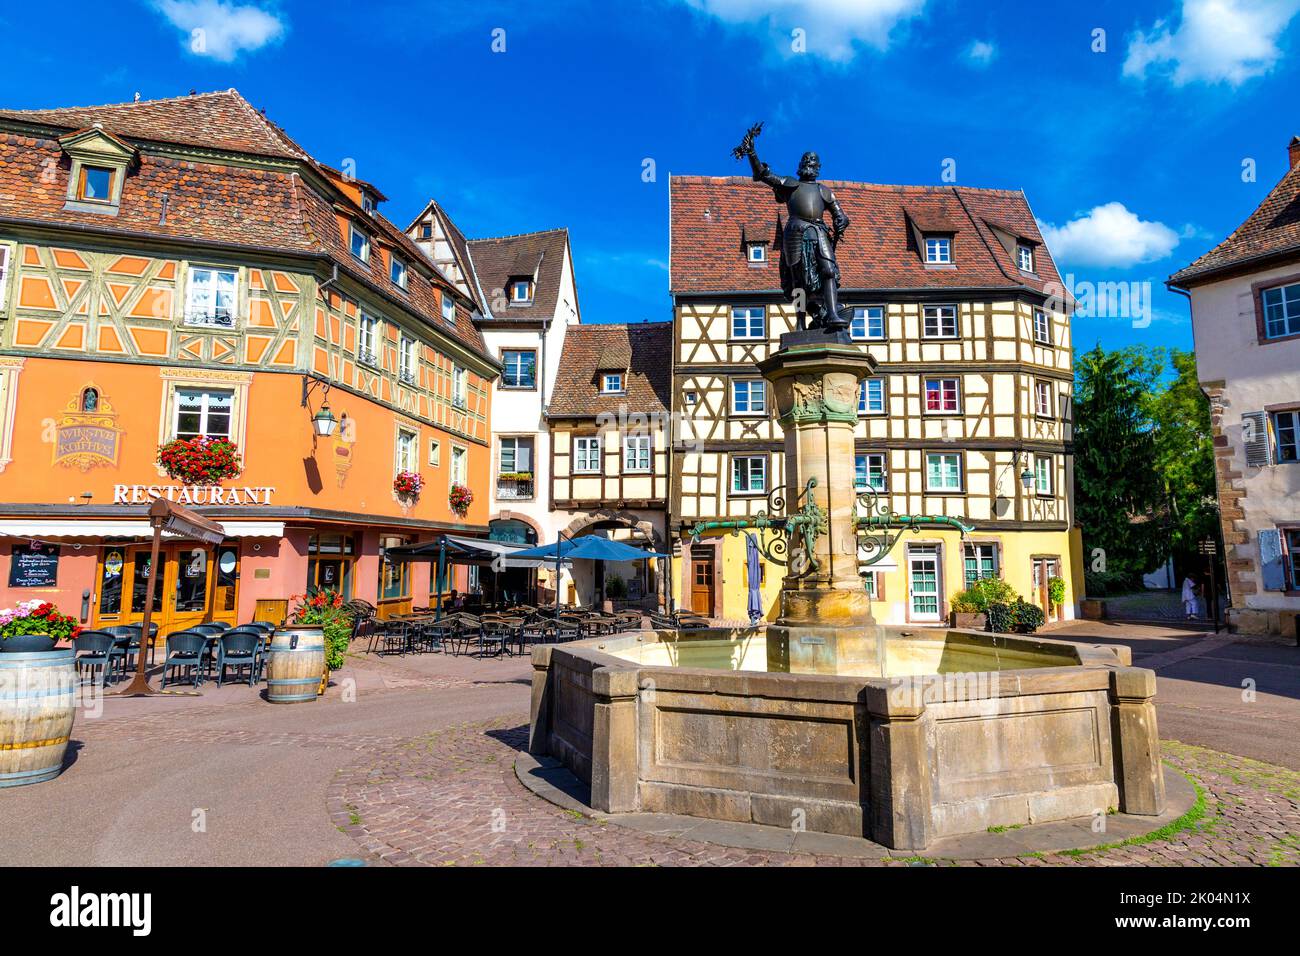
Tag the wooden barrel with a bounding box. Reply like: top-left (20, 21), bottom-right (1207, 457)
top-left (0, 649), bottom-right (77, 788)
top-left (265, 625), bottom-right (325, 704)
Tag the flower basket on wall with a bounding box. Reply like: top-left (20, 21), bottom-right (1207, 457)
top-left (449, 483), bottom-right (473, 516)
top-left (393, 471), bottom-right (424, 500)
top-left (156, 436), bottom-right (243, 485)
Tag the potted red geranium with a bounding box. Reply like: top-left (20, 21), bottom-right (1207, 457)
top-left (156, 435), bottom-right (243, 485)
top-left (0, 600), bottom-right (81, 652)
top-left (393, 471), bottom-right (423, 500)
top-left (449, 483), bottom-right (473, 516)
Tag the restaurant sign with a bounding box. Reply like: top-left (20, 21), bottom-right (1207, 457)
top-left (113, 485), bottom-right (276, 506)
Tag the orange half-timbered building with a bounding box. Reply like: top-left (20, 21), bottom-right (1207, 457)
top-left (0, 90), bottom-right (499, 629)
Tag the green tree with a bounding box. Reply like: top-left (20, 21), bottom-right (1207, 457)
top-left (1146, 348), bottom-right (1217, 559)
top-left (1073, 344), bottom-right (1166, 581)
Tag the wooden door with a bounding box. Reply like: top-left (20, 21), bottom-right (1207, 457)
top-left (1033, 557), bottom-right (1060, 622)
top-left (690, 545), bottom-right (714, 616)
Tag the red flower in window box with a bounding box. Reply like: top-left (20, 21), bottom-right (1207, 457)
top-left (393, 471), bottom-right (424, 498)
top-left (156, 436), bottom-right (243, 485)
top-left (448, 483), bottom-right (473, 515)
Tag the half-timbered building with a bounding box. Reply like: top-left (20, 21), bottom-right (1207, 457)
top-left (0, 90), bottom-right (500, 628)
top-left (670, 175), bottom-right (1082, 625)
top-left (547, 322), bottom-right (671, 608)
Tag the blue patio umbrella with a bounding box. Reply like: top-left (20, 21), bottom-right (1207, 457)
top-left (510, 536), bottom-right (668, 618)
top-left (745, 533), bottom-right (762, 626)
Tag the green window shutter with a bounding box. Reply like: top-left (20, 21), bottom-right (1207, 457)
top-left (1259, 529), bottom-right (1286, 591)
top-left (1242, 411), bottom-right (1271, 467)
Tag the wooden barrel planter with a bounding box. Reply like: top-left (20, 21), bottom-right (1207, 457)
top-left (265, 625), bottom-right (325, 704)
top-left (0, 648), bottom-right (77, 788)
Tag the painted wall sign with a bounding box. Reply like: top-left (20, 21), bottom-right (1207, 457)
top-left (8, 542), bottom-right (61, 587)
top-left (52, 384), bottom-right (122, 471)
top-left (112, 484), bottom-right (276, 506)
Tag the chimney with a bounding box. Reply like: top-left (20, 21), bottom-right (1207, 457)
top-left (1291, 136), bottom-right (1300, 170)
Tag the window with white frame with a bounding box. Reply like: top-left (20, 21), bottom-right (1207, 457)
top-left (395, 428), bottom-right (418, 473)
top-left (361, 192), bottom-right (376, 216)
top-left (1033, 308), bottom-right (1052, 345)
top-left (1017, 244), bottom-right (1034, 272)
top-left (399, 335), bottom-right (418, 384)
top-left (747, 242), bottom-right (766, 263)
top-left (854, 453), bottom-right (887, 491)
top-left (601, 372), bottom-right (623, 393)
top-left (390, 256), bottom-right (408, 290)
top-left (924, 378), bottom-right (960, 413)
top-left (859, 378), bottom-right (886, 415)
top-left (349, 225), bottom-right (370, 263)
top-left (731, 455), bottom-right (767, 494)
top-left (501, 350), bottom-right (537, 389)
top-left (963, 543), bottom-right (999, 587)
top-left (441, 293), bottom-right (456, 324)
top-left (358, 312), bottom-right (379, 366)
top-left (1034, 454), bottom-right (1053, 495)
top-left (452, 365), bottom-right (468, 408)
top-left (731, 379), bottom-right (766, 415)
top-left (925, 452), bottom-right (963, 492)
top-left (850, 305), bottom-right (884, 340)
top-left (451, 445), bottom-right (467, 485)
top-left (184, 267), bottom-right (237, 327)
top-left (0, 245), bottom-right (9, 307)
top-left (1273, 410), bottom-right (1299, 463)
top-left (429, 439), bottom-right (441, 467)
top-left (922, 304), bottom-right (958, 338)
top-left (924, 236), bottom-right (952, 264)
top-left (173, 388), bottom-right (234, 440)
top-left (1035, 380), bottom-right (1053, 418)
top-left (511, 279), bottom-right (533, 303)
top-left (573, 436), bottom-right (602, 473)
top-left (499, 436), bottom-right (534, 476)
top-left (731, 306), bottom-right (765, 339)
top-left (1261, 283), bottom-right (1300, 339)
top-left (623, 434), bottom-right (651, 473)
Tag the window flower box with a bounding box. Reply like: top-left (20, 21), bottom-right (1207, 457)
top-left (449, 483), bottom-right (473, 515)
top-left (156, 436), bottom-right (243, 485)
top-left (393, 471), bottom-right (424, 499)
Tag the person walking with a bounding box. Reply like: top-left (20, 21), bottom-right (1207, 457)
top-left (1181, 574), bottom-right (1199, 620)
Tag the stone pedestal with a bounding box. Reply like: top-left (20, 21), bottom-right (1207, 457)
top-left (758, 340), bottom-right (878, 628)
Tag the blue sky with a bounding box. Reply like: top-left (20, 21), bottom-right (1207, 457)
top-left (2, 0), bottom-right (1299, 355)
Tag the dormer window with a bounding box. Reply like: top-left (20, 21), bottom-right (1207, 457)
top-left (361, 192), bottom-right (376, 216)
top-left (441, 293), bottom-right (456, 324)
top-left (1017, 244), bottom-right (1034, 272)
top-left (390, 256), bottom-right (408, 290)
top-left (59, 127), bottom-right (134, 215)
top-left (78, 165), bottom-right (115, 203)
top-left (511, 279), bottom-right (533, 304)
top-left (349, 225), bottom-right (371, 264)
top-left (746, 242), bottom-right (766, 263)
top-left (924, 236), bottom-right (952, 264)
top-left (419, 222), bottom-right (433, 240)
top-left (601, 373), bottom-right (623, 394)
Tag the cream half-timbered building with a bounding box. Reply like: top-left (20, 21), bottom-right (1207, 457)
top-left (670, 175), bottom-right (1082, 625)
top-left (547, 322), bottom-right (672, 609)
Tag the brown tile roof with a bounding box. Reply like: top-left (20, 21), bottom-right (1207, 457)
top-left (670, 175), bottom-right (1064, 296)
top-left (549, 322), bottom-right (672, 418)
top-left (467, 228), bottom-right (569, 320)
top-left (0, 89), bottom-right (306, 159)
top-left (0, 90), bottom-right (485, 356)
top-left (1170, 156), bottom-right (1300, 286)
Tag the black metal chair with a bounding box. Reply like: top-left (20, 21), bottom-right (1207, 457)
top-left (72, 630), bottom-right (116, 686)
top-left (160, 631), bottom-right (208, 689)
top-left (216, 632), bottom-right (260, 687)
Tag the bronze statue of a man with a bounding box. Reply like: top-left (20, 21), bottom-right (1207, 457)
top-left (735, 123), bottom-right (850, 332)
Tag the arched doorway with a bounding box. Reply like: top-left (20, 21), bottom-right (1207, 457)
top-left (563, 513), bottom-right (664, 610)
top-left (488, 518), bottom-right (538, 606)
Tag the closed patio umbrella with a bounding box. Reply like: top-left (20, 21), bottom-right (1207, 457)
top-left (745, 533), bottom-right (762, 626)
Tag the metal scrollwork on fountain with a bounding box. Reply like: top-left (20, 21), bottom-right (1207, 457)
top-left (853, 484), bottom-right (975, 571)
top-left (688, 477), bottom-right (826, 579)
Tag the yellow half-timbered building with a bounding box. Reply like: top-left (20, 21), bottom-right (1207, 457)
top-left (669, 175), bottom-right (1083, 625)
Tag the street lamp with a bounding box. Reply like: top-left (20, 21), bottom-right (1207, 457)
top-left (301, 374), bottom-right (340, 445)
top-left (1018, 450), bottom-right (1034, 491)
top-left (312, 402), bottom-right (338, 437)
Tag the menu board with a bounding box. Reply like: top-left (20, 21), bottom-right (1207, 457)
top-left (8, 542), bottom-right (61, 588)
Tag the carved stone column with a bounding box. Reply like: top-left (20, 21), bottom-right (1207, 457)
top-left (759, 339), bottom-right (877, 627)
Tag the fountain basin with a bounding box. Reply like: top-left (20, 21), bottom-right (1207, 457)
top-left (527, 626), bottom-right (1166, 850)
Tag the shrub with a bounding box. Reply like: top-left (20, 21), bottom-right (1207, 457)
top-left (961, 576), bottom-right (1016, 611)
top-left (1084, 569), bottom-right (1141, 597)
top-left (605, 576), bottom-right (628, 600)
top-left (950, 591), bottom-right (982, 613)
top-left (985, 598), bottom-right (1046, 634)
top-left (1012, 598), bottom-right (1045, 633)
top-left (290, 590), bottom-right (354, 671)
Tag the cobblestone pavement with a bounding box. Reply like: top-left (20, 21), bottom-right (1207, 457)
top-left (330, 714), bottom-right (1300, 867)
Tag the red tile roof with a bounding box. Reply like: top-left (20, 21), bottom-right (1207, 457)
top-left (1170, 158), bottom-right (1300, 286)
top-left (670, 175), bottom-right (1064, 296)
top-left (0, 90), bottom-right (485, 356)
top-left (549, 322), bottom-right (672, 418)
top-left (467, 228), bottom-right (570, 321)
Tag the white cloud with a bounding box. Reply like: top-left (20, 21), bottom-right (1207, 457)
top-left (1124, 0), bottom-right (1300, 86)
top-left (152, 0), bottom-right (286, 62)
top-left (680, 0), bottom-right (927, 61)
top-left (963, 39), bottom-right (997, 67)
top-left (1037, 203), bottom-right (1182, 268)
